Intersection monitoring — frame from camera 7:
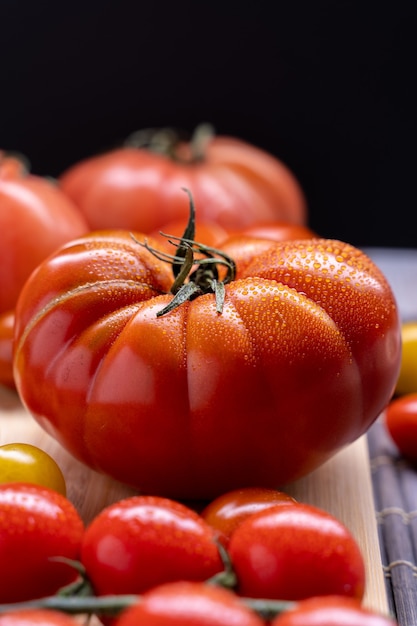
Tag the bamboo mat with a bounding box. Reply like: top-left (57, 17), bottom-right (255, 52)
top-left (364, 247), bottom-right (417, 626)
top-left (368, 419), bottom-right (417, 625)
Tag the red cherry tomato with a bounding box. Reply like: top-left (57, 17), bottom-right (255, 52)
top-left (228, 503), bottom-right (366, 601)
top-left (385, 393), bottom-right (417, 461)
top-left (113, 581), bottom-right (265, 626)
top-left (201, 487), bottom-right (296, 544)
top-left (81, 495), bottom-right (224, 595)
top-left (0, 483), bottom-right (84, 602)
top-left (0, 611), bottom-right (81, 626)
top-left (270, 596), bottom-right (398, 626)
top-left (59, 125), bottom-right (307, 233)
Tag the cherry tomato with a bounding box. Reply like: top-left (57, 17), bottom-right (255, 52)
top-left (81, 495), bottom-right (224, 595)
top-left (113, 581), bottom-right (265, 626)
top-left (270, 596), bottom-right (398, 626)
top-left (13, 212), bottom-right (401, 499)
top-left (0, 151), bottom-right (88, 389)
top-left (0, 482), bottom-right (84, 602)
top-left (201, 487), bottom-right (296, 544)
top-left (0, 611), bottom-right (81, 626)
top-left (0, 443), bottom-right (66, 495)
top-left (395, 321), bottom-right (417, 395)
top-left (228, 502), bottom-right (366, 601)
top-left (59, 124), bottom-right (307, 233)
top-left (385, 393), bottom-right (417, 461)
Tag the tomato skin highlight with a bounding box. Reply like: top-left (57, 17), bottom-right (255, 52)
top-left (0, 611), bottom-right (81, 626)
top-left (0, 443), bottom-right (66, 496)
top-left (81, 495), bottom-right (224, 595)
top-left (269, 595), bottom-right (398, 626)
top-left (228, 503), bottom-right (366, 601)
top-left (113, 581), bottom-right (265, 626)
top-left (201, 487), bottom-right (296, 544)
top-left (0, 483), bottom-right (84, 603)
top-left (13, 232), bottom-right (401, 499)
top-left (385, 393), bottom-right (417, 461)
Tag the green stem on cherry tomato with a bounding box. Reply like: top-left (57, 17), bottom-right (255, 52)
top-left (0, 542), bottom-right (292, 618)
top-left (132, 188), bottom-right (236, 316)
top-left (206, 538), bottom-right (238, 590)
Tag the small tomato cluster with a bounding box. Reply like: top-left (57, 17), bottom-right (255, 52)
top-left (0, 482), bottom-right (397, 625)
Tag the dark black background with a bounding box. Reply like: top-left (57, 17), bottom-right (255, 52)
top-left (1, 1), bottom-right (415, 248)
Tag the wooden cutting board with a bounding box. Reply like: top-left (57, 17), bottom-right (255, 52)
top-left (0, 384), bottom-right (388, 614)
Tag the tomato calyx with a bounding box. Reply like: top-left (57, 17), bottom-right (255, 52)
top-left (124, 123), bottom-right (214, 163)
top-left (134, 189), bottom-right (236, 316)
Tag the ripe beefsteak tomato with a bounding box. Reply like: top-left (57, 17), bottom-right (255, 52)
top-left (13, 199), bottom-right (401, 499)
top-left (58, 124), bottom-right (307, 232)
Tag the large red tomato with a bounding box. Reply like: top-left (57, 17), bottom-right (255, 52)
top-left (13, 209), bottom-right (401, 499)
top-left (59, 125), bottom-right (307, 232)
top-left (0, 152), bottom-right (89, 388)
top-left (0, 152), bottom-right (88, 314)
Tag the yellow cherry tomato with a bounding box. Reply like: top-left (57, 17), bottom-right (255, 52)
top-left (395, 321), bottom-right (417, 396)
top-left (0, 442), bottom-right (66, 496)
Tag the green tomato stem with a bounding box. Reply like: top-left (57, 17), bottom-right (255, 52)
top-left (132, 188), bottom-right (236, 316)
top-left (0, 593), bottom-right (295, 619)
